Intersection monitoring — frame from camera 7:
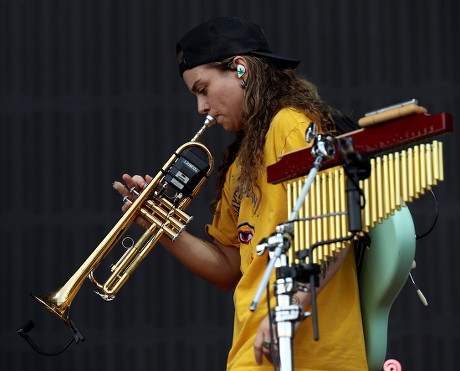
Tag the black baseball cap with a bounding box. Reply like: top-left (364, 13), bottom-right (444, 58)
top-left (176, 17), bottom-right (301, 76)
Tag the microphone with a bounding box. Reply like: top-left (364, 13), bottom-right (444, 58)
top-left (18, 320), bottom-right (35, 334)
top-left (17, 320), bottom-right (37, 347)
top-left (338, 137), bottom-right (371, 233)
top-left (17, 319), bottom-right (84, 356)
top-left (17, 320), bottom-right (51, 355)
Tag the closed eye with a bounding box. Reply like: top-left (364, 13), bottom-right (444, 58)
top-left (191, 79), bottom-right (207, 96)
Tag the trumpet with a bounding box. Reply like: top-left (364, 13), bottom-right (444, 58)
top-left (32, 115), bottom-right (216, 324)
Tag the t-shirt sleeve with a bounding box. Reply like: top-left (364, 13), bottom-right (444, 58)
top-left (267, 108), bottom-right (315, 165)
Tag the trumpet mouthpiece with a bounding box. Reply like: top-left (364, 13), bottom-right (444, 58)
top-left (204, 115), bottom-right (216, 127)
top-left (191, 115), bottom-right (216, 142)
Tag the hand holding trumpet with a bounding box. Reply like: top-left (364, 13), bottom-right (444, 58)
top-left (113, 174), bottom-right (153, 229)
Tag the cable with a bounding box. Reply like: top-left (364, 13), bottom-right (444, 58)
top-left (17, 319), bottom-right (84, 356)
top-left (415, 190), bottom-right (439, 240)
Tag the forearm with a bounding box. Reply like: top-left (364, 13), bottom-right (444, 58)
top-left (291, 246), bottom-right (350, 310)
top-left (113, 176), bottom-right (242, 291)
top-left (160, 230), bottom-right (242, 291)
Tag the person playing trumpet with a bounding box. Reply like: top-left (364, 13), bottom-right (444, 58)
top-left (114, 16), bottom-right (367, 371)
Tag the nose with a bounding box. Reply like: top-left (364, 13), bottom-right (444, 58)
top-left (197, 97), bottom-right (210, 115)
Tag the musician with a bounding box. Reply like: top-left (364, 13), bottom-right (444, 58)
top-left (114, 16), bottom-right (367, 370)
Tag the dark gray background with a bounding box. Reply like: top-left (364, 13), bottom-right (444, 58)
top-left (1, 0), bottom-right (459, 370)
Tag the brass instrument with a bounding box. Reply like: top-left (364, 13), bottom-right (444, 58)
top-left (32, 115), bottom-right (216, 324)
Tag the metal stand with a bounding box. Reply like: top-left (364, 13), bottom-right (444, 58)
top-left (250, 128), bottom-right (335, 371)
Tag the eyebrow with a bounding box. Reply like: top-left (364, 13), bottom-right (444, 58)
top-left (190, 79), bottom-right (202, 93)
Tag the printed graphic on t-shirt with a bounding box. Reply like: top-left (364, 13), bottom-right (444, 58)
top-left (231, 188), bottom-right (243, 216)
top-left (237, 222), bottom-right (255, 245)
top-left (237, 222), bottom-right (255, 266)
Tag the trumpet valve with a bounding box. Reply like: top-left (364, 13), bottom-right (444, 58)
top-left (123, 195), bottom-right (132, 204)
top-left (130, 187), bottom-right (141, 197)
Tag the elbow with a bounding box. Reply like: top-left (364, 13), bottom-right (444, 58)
top-left (213, 273), bottom-right (241, 292)
top-left (216, 282), bottom-right (236, 292)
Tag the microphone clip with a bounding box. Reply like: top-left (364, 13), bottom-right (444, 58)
top-left (337, 136), bottom-right (371, 233)
top-left (337, 136), bottom-right (371, 181)
top-left (17, 319), bottom-right (85, 356)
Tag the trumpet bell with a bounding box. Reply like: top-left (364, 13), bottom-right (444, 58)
top-left (31, 289), bottom-right (71, 324)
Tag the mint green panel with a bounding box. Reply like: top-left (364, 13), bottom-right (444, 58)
top-left (359, 206), bottom-right (416, 371)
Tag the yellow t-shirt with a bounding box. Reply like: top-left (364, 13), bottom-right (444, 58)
top-left (206, 108), bottom-right (368, 370)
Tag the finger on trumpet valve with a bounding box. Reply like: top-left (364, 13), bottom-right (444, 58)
top-left (130, 187), bottom-right (141, 197)
top-left (123, 195), bottom-right (133, 204)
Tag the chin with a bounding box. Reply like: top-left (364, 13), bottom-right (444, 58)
top-left (222, 122), bottom-right (243, 133)
top-left (224, 126), bottom-right (240, 133)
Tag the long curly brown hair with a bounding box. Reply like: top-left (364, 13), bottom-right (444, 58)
top-left (210, 56), bottom-right (340, 213)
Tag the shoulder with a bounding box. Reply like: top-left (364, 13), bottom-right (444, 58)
top-left (266, 108), bottom-right (314, 157)
top-left (271, 107), bottom-right (313, 129)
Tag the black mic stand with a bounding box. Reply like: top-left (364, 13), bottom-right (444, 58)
top-left (250, 128), bottom-right (335, 371)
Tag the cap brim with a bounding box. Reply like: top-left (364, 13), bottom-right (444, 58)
top-left (249, 51), bottom-right (301, 69)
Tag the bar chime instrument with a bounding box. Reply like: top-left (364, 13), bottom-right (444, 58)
top-left (267, 111), bottom-right (452, 266)
top-left (19, 115), bottom-right (216, 354)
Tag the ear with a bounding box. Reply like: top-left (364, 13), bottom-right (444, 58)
top-left (231, 56), bottom-right (248, 78)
